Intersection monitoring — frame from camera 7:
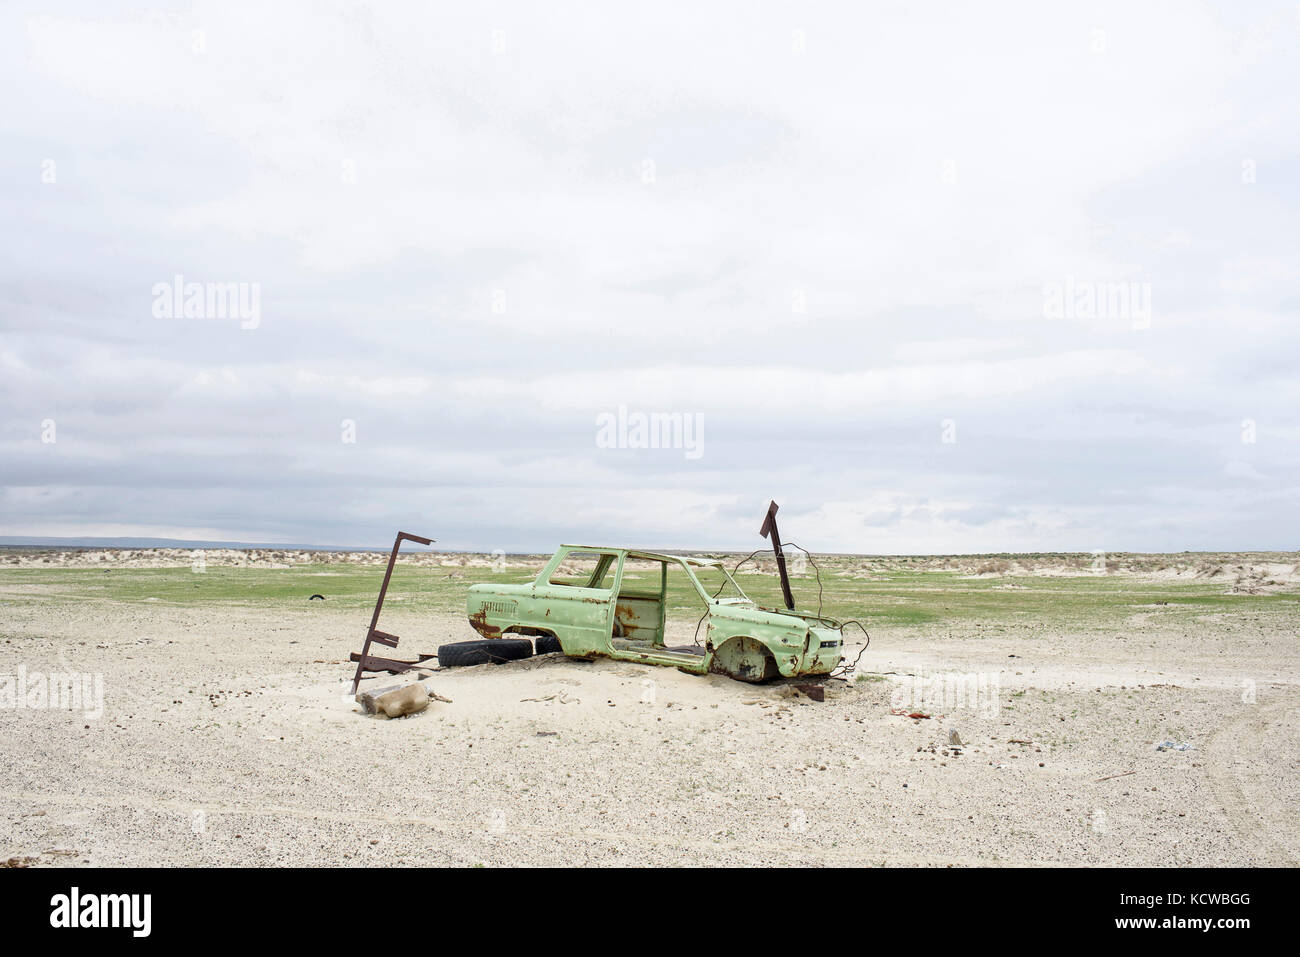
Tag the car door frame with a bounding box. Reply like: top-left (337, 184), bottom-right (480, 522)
top-left (531, 546), bottom-right (624, 656)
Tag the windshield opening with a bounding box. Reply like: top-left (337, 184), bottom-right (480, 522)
top-left (688, 562), bottom-right (749, 602)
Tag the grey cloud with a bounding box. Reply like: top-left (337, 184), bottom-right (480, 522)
top-left (2, 2), bottom-right (1297, 553)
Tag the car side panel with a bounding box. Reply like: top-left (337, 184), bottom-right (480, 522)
top-left (467, 581), bottom-right (615, 657)
top-left (704, 606), bottom-right (810, 677)
top-left (525, 584), bottom-right (615, 655)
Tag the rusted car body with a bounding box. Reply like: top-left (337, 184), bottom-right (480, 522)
top-left (466, 545), bottom-right (843, 682)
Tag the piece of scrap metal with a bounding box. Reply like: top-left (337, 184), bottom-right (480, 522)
top-left (759, 500), bottom-right (796, 611)
top-left (348, 530), bottom-right (437, 694)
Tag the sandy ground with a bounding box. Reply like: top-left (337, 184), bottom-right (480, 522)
top-left (2, 566), bottom-right (1298, 868)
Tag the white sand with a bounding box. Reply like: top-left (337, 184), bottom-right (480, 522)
top-left (2, 578), bottom-right (1298, 867)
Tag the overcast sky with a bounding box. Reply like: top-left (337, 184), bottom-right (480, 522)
top-left (2, 1), bottom-right (1297, 553)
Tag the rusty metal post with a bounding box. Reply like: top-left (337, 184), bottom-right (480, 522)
top-left (349, 531), bottom-right (435, 694)
top-left (759, 500), bottom-right (795, 611)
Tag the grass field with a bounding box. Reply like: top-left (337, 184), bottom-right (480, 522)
top-left (1, 561), bottom-right (1296, 630)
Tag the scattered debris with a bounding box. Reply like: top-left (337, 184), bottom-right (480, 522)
top-left (1095, 770), bottom-right (1138, 782)
top-left (520, 692), bottom-right (580, 705)
top-left (948, 729), bottom-right (963, 747)
top-left (356, 682), bottom-right (449, 718)
top-left (793, 683), bottom-right (825, 702)
top-left (356, 684), bottom-right (397, 713)
top-left (890, 708), bottom-right (931, 719)
top-left (1156, 740), bottom-right (1194, 752)
top-left (373, 684), bottom-right (430, 719)
top-left (309, 594), bottom-right (325, 600)
top-left (348, 530), bottom-right (438, 694)
top-left (535, 731), bottom-right (558, 737)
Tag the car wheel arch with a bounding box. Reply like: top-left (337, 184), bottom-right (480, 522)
top-left (708, 635), bottom-right (780, 683)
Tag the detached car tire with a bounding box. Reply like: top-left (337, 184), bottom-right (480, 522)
top-left (534, 634), bottom-right (563, 655)
top-left (437, 638), bottom-right (534, 667)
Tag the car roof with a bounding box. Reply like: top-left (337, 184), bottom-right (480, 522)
top-left (558, 545), bottom-right (722, 567)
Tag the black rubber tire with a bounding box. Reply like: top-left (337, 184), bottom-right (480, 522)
top-left (534, 634), bottom-right (563, 655)
top-left (437, 638), bottom-right (534, 667)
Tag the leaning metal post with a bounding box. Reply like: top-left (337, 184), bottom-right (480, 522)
top-left (348, 531), bottom-right (436, 694)
top-left (759, 500), bottom-right (795, 611)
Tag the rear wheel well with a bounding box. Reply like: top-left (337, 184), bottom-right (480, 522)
top-left (503, 625), bottom-right (556, 638)
top-left (503, 626), bottom-right (564, 656)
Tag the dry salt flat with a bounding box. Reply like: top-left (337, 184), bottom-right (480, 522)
top-left (1, 550), bottom-right (1297, 867)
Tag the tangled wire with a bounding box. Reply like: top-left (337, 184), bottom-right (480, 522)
top-left (695, 544), bottom-right (871, 674)
top-left (829, 619), bottom-right (871, 679)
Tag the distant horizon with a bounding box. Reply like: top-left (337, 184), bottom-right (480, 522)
top-left (1, 534), bottom-right (1294, 558)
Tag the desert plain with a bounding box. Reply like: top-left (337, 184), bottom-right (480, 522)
top-left (1, 547), bottom-right (1297, 867)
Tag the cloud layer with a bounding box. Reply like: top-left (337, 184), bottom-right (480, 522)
top-left (2, 2), bottom-right (1298, 552)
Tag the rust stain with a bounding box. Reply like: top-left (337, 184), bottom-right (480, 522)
top-left (468, 609), bottom-right (502, 638)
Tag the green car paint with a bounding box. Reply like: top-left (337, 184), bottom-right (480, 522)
top-left (466, 545), bottom-right (844, 682)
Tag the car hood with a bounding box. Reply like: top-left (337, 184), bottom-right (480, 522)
top-left (707, 600), bottom-right (839, 631)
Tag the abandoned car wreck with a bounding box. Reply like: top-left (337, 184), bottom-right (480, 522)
top-left (464, 545), bottom-right (845, 682)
